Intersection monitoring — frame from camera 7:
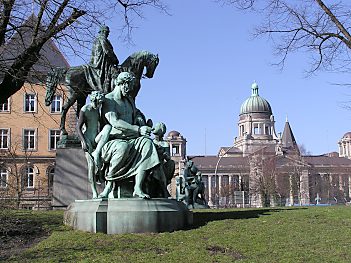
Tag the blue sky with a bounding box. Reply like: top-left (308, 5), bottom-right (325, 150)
top-left (67, 1), bottom-right (351, 156)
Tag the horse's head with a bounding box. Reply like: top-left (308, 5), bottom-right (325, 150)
top-left (144, 53), bottom-right (159, 78)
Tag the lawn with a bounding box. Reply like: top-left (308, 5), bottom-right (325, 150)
top-left (2, 206), bottom-right (351, 262)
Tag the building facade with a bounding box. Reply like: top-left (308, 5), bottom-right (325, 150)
top-left (0, 16), bottom-right (72, 209)
top-left (0, 84), bottom-right (66, 209)
top-left (167, 82), bottom-right (351, 208)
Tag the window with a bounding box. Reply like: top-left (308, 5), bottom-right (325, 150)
top-left (48, 167), bottom-right (55, 191)
top-left (50, 95), bottom-right (62, 113)
top-left (0, 129), bottom-right (9, 149)
top-left (24, 93), bottom-right (36, 112)
top-left (23, 129), bottom-right (36, 150)
top-left (233, 175), bottom-right (240, 190)
top-left (202, 175), bottom-right (208, 189)
top-left (0, 98), bottom-right (10, 112)
top-left (240, 125), bottom-right (245, 136)
top-left (222, 175), bottom-right (229, 187)
top-left (253, 123), bottom-right (260, 135)
top-left (0, 168), bottom-right (7, 188)
top-left (24, 166), bottom-right (34, 188)
top-left (49, 130), bottom-right (60, 150)
top-left (172, 145), bottom-right (180, 156)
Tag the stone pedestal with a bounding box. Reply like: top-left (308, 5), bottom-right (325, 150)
top-left (64, 198), bottom-right (193, 234)
top-left (53, 148), bottom-right (88, 208)
top-left (52, 148), bottom-right (105, 209)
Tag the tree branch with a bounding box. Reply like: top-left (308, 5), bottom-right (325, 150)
top-left (33, 0), bottom-right (49, 39)
top-left (315, 0), bottom-right (351, 48)
top-left (0, 0), bottom-right (15, 45)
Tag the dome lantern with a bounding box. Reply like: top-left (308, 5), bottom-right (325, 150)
top-left (251, 82), bottom-right (259, 96)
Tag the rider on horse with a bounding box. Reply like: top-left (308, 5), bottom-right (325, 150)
top-left (84, 25), bottom-right (119, 93)
top-left (45, 24), bottom-right (158, 136)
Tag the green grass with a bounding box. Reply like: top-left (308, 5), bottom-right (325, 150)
top-left (4, 206), bottom-right (351, 262)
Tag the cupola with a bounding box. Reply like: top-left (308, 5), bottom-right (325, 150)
top-left (240, 82), bottom-right (272, 115)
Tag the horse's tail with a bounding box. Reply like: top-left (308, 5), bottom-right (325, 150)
top-left (45, 67), bottom-right (66, 106)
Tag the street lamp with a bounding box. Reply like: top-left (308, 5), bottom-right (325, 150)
top-left (214, 145), bottom-right (236, 208)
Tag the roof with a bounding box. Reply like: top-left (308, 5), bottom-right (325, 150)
top-left (281, 121), bottom-right (297, 147)
top-left (342, 132), bottom-right (351, 139)
top-left (218, 146), bottom-right (243, 156)
top-left (302, 155), bottom-right (351, 166)
top-left (324, 152), bottom-right (339, 158)
top-left (240, 82), bottom-right (272, 115)
top-left (167, 130), bottom-right (180, 137)
top-left (0, 14), bottom-right (69, 82)
top-left (186, 153), bottom-right (351, 174)
top-left (189, 155), bottom-right (249, 169)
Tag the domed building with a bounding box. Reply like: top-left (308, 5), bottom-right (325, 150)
top-left (168, 82), bottom-right (351, 208)
top-left (234, 82), bottom-right (279, 156)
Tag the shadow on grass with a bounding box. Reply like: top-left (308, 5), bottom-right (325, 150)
top-left (192, 208), bottom-right (305, 228)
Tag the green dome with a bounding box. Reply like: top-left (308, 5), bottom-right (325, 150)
top-left (240, 82), bottom-right (272, 115)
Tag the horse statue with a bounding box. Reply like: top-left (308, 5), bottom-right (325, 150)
top-left (45, 50), bottom-right (159, 135)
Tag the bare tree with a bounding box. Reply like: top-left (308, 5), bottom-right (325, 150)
top-left (0, 137), bottom-right (35, 209)
top-left (221, 0), bottom-right (351, 73)
top-left (285, 154), bottom-right (311, 206)
top-left (0, 136), bottom-right (57, 209)
top-left (0, 0), bottom-right (168, 104)
top-left (248, 148), bottom-right (278, 207)
top-left (219, 177), bottom-right (237, 207)
top-left (298, 143), bottom-right (312, 155)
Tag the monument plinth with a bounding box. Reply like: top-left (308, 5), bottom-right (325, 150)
top-left (64, 198), bottom-right (193, 234)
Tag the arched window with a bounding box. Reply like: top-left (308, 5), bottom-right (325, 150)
top-left (0, 167), bottom-right (8, 188)
top-left (24, 166), bottom-right (34, 188)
